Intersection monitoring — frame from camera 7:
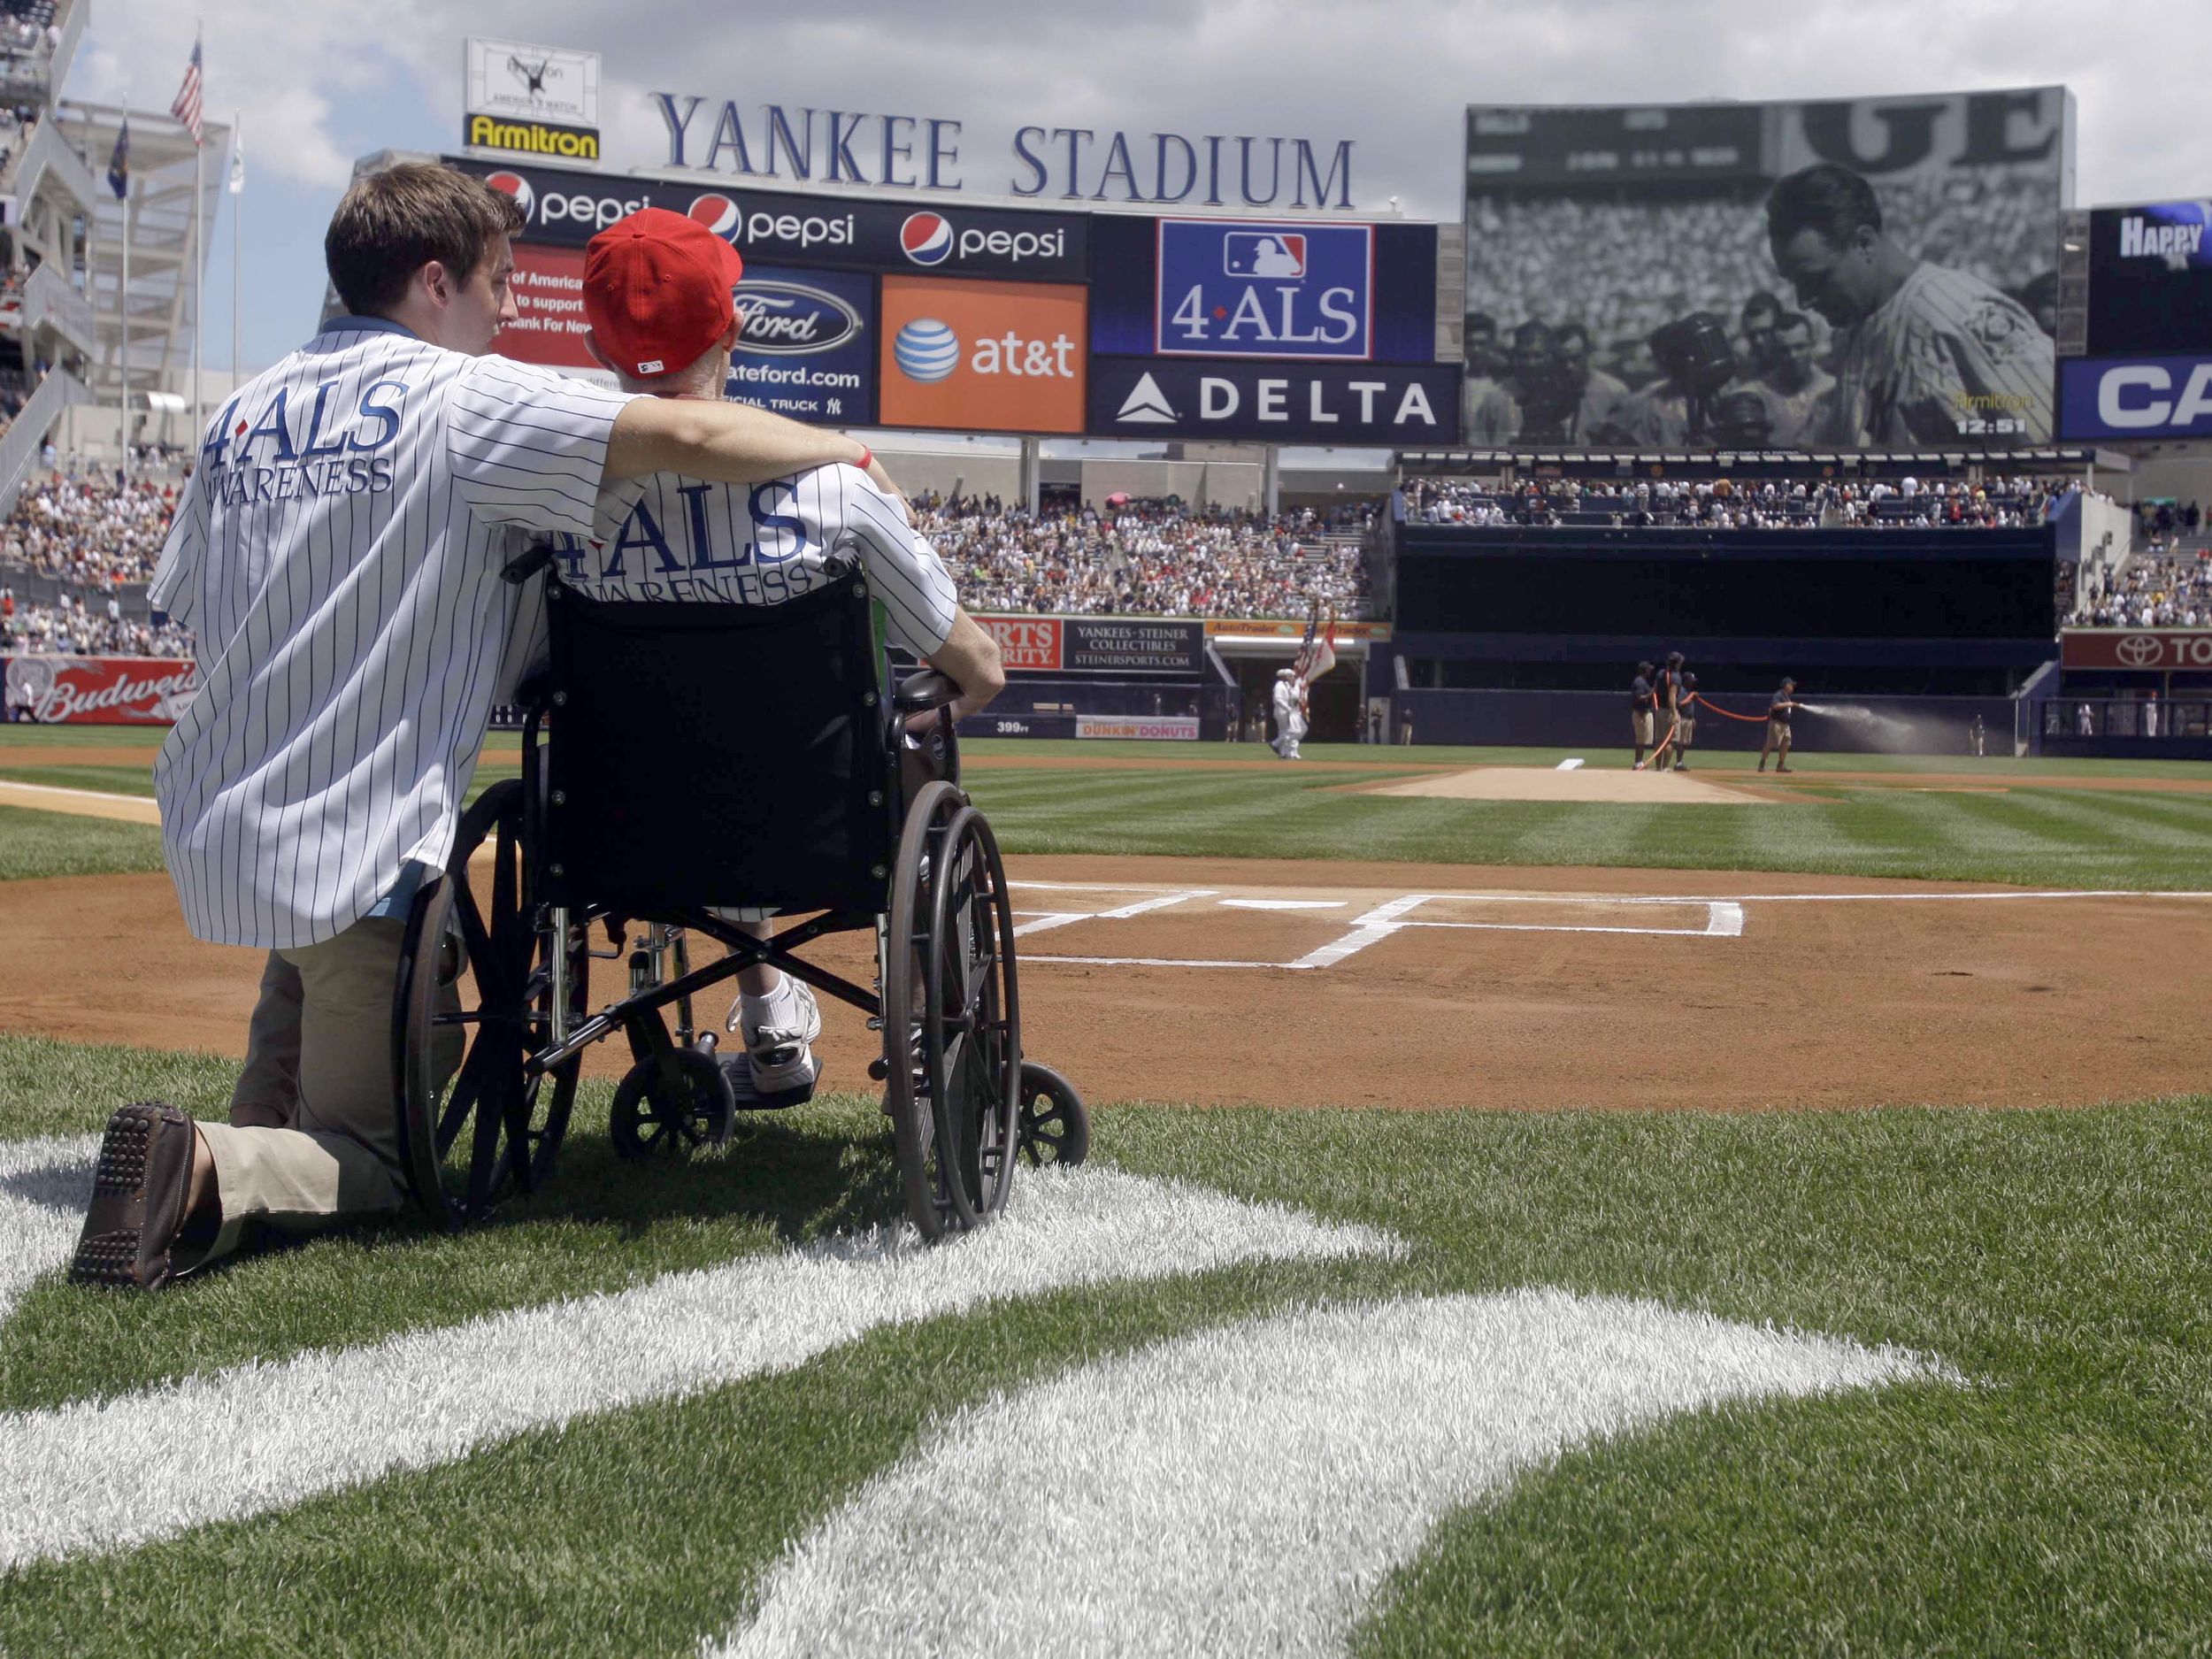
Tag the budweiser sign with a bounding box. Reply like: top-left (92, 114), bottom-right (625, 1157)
top-left (3, 656), bottom-right (200, 723)
top-left (2060, 630), bottom-right (2212, 672)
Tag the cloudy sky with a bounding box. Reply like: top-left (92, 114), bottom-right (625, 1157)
top-left (68, 0), bottom-right (2212, 373)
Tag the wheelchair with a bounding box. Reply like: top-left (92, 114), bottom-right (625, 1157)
top-left (390, 557), bottom-right (1088, 1240)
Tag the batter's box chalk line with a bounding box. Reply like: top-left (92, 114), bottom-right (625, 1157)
top-left (1013, 887), bottom-right (1747, 971)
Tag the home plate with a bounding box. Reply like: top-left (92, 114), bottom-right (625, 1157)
top-left (1219, 899), bottom-right (1346, 911)
top-left (1362, 767), bottom-right (1770, 804)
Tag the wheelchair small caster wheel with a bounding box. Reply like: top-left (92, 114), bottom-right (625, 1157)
top-left (611, 1049), bottom-right (735, 1159)
top-left (1017, 1061), bottom-right (1089, 1168)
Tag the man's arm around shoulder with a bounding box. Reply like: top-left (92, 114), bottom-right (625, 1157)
top-left (608, 399), bottom-right (907, 507)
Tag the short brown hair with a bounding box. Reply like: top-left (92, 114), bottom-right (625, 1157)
top-left (324, 163), bottom-right (525, 317)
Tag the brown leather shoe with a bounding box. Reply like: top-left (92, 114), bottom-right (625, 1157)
top-left (68, 1103), bottom-right (196, 1290)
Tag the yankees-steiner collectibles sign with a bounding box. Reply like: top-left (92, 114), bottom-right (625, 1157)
top-left (2061, 629), bottom-right (2212, 671)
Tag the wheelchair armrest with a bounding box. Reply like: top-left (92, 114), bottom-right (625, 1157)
top-left (894, 670), bottom-right (962, 714)
top-left (503, 544), bottom-right (559, 586)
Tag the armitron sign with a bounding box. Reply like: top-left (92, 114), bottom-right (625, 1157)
top-left (466, 114), bottom-right (599, 160)
top-left (2060, 629), bottom-right (2212, 671)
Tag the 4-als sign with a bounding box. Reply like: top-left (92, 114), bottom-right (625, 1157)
top-left (1155, 219), bottom-right (1374, 359)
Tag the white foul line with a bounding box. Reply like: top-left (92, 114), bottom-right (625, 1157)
top-left (1010, 890), bottom-right (1215, 939)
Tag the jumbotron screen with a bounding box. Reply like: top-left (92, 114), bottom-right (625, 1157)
top-left (2082, 201), bottom-right (2212, 357)
top-left (1461, 88), bottom-right (2071, 451)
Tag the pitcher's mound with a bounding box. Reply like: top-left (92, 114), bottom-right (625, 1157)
top-left (1363, 766), bottom-right (1774, 804)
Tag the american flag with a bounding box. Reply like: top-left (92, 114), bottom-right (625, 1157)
top-left (169, 34), bottom-right (203, 146)
top-left (1292, 608), bottom-right (1337, 686)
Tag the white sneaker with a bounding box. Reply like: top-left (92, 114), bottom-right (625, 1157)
top-left (737, 979), bottom-right (822, 1098)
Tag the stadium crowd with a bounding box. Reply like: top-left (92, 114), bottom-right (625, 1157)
top-left (2074, 544), bottom-right (2212, 628)
top-left (1406, 474), bottom-right (2070, 530)
top-left (2, 589), bottom-right (192, 657)
top-left (913, 494), bottom-right (1378, 618)
top-left (0, 472), bottom-right (181, 584)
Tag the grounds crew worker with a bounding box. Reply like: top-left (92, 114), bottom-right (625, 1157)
top-left (1759, 676), bottom-right (1800, 773)
top-left (1655, 650), bottom-right (1687, 770)
top-left (68, 163), bottom-right (902, 1290)
top-left (1630, 660), bottom-right (1657, 769)
top-left (1674, 670), bottom-right (1699, 770)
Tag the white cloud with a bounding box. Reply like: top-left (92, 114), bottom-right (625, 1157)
top-left (65, 0), bottom-right (2212, 210)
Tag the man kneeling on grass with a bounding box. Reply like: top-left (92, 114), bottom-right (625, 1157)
top-left (68, 163), bottom-right (909, 1290)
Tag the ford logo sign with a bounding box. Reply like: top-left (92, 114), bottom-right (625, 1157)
top-left (733, 280), bottom-right (863, 357)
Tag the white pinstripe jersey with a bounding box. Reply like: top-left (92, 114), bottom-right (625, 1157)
top-left (1824, 264), bottom-right (2055, 446)
top-left (534, 463), bottom-right (960, 654)
top-left (148, 317), bottom-right (635, 949)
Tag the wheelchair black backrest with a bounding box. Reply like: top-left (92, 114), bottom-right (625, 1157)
top-left (539, 572), bottom-right (897, 918)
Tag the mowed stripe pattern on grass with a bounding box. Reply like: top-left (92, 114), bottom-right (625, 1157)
top-left (718, 1291), bottom-right (1948, 1659)
top-left (967, 769), bottom-right (2212, 888)
top-left (0, 1165), bottom-right (1395, 1569)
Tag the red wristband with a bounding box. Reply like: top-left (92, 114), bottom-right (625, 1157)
top-left (855, 445), bottom-right (873, 472)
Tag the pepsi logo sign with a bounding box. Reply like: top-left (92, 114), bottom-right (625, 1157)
top-left (733, 280), bottom-right (862, 357)
top-left (484, 171), bottom-right (534, 221)
top-left (899, 211), bottom-right (1066, 267)
top-left (687, 193), bottom-right (740, 237)
top-left (901, 212), bottom-right (954, 266)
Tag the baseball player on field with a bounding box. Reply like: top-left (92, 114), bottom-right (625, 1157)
top-left (69, 164), bottom-right (909, 1290)
top-left (1767, 164), bottom-right (2055, 447)
top-left (545, 206), bottom-right (1006, 1102)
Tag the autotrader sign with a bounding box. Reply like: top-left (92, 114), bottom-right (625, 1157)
top-left (1088, 357), bottom-right (1461, 443)
top-left (2061, 629), bottom-right (2212, 671)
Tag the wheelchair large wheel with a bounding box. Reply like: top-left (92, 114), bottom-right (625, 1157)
top-left (884, 782), bottom-right (1021, 1239)
top-left (394, 780), bottom-right (586, 1228)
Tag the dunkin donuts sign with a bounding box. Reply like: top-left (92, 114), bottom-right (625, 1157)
top-left (3, 656), bottom-right (201, 723)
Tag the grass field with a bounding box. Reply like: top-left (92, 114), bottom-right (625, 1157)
top-left (1, 737), bottom-right (2208, 1655)
top-left (5, 733), bottom-right (2212, 889)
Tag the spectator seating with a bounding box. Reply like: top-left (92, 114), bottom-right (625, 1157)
top-left (1405, 475), bottom-right (2070, 532)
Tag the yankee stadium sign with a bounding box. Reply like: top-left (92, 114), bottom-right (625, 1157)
top-left (649, 98), bottom-right (1355, 209)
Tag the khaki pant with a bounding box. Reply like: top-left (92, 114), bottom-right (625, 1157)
top-left (1632, 710), bottom-right (1655, 746)
top-left (190, 917), bottom-right (414, 1268)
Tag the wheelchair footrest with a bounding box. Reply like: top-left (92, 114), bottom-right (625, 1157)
top-left (717, 1053), bottom-right (816, 1112)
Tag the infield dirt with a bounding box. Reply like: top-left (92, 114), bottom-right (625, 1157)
top-left (3, 856), bottom-right (2202, 1113)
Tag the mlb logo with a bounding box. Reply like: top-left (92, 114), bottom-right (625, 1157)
top-left (1223, 232), bottom-right (1306, 280)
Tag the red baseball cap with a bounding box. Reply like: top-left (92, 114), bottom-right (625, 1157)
top-left (581, 207), bottom-right (746, 380)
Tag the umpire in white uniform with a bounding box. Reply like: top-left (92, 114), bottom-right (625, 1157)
top-left (70, 164), bottom-right (900, 1289)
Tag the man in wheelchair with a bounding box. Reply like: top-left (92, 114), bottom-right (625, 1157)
top-left (528, 206), bottom-right (1008, 1109)
top-left (386, 204), bottom-right (1066, 1246)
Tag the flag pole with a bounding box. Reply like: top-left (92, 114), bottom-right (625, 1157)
top-left (119, 162), bottom-right (129, 483)
top-left (191, 131), bottom-right (203, 449)
top-left (229, 111), bottom-right (240, 386)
